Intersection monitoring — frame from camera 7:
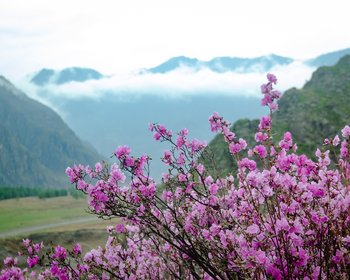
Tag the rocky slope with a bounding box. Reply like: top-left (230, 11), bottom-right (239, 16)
top-left (206, 55), bottom-right (350, 175)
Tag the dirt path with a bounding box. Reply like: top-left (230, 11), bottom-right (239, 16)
top-left (0, 217), bottom-right (98, 238)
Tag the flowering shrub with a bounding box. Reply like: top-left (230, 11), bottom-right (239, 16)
top-left (2, 74), bottom-right (350, 279)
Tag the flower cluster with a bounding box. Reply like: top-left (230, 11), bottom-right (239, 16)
top-left (2, 74), bottom-right (350, 279)
top-left (260, 73), bottom-right (281, 111)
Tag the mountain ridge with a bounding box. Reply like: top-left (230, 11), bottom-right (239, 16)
top-left (0, 76), bottom-right (103, 188)
top-left (147, 54), bottom-right (295, 74)
top-left (26, 47), bottom-right (350, 85)
top-left (30, 67), bottom-right (104, 86)
top-left (205, 54), bottom-right (350, 175)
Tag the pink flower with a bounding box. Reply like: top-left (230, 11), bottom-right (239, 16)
top-left (258, 115), bottom-right (271, 130)
top-left (125, 157), bottom-right (134, 167)
top-left (77, 180), bottom-right (86, 190)
top-left (340, 140), bottom-right (348, 157)
top-left (256, 250), bottom-right (268, 265)
top-left (148, 123), bottom-right (154, 131)
top-left (209, 184), bottom-right (219, 195)
top-left (209, 112), bottom-right (223, 133)
top-left (74, 244), bottom-right (82, 254)
top-left (272, 90), bottom-right (281, 100)
top-left (342, 125), bottom-right (350, 137)
top-left (115, 145), bottom-right (131, 158)
top-left (22, 238), bottom-right (30, 247)
top-left (267, 73), bottom-right (277, 84)
top-left (181, 127), bottom-right (188, 136)
top-left (196, 164), bottom-right (204, 174)
top-left (153, 132), bottom-right (161, 141)
top-left (270, 102), bottom-right (278, 111)
top-left (177, 153), bottom-right (185, 167)
top-left (157, 124), bottom-right (166, 135)
top-left (261, 96), bottom-right (268, 106)
top-left (4, 257), bottom-right (12, 267)
top-left (95, 162), bottom-right (102, 174)
top-left (229, 142), bottom-right (241, 154)
top-left (248, 149), bottom-right (253, 157)
top-left (176, 135), bottom-right (184, 149)
top-left (204, 176), bottom-right (213, 185)
top-left (239, 138), bottom-right (247, 149)
top-left (255, 132), bottom-right (268, 142)
top-left (31, 271), bottom-right (36, 278)
top-left (247, 224), bottom-right (260, 234)
top-left (315, 148), bottom-right (322, 157)
top-left (261, 83), bottom-right (272, 94)
top-left (52, 245), bottom-right (66, 259)
top-left (33, 244), bottom-right (40, 253)
top-left (284, 132), bottom-right (292, 141)
top-left (333, 135), bottom-right (340, 146)
top-left (253, 145), bottom-right (267, 158)
top-left (270, 146), bottom-right (276, 156)
top-left (202, 229), bottom-right (211, 240)
top-left (162, 173), bottom-right (169, 180)
top-left (222, 127), bottom-right (235, 141)
top-left (275, 218), bottom-right (290, 233)
top-left (178, 173), bottom-right (189, 182)
top-left (27, 255), bottom-right (38, 268)
top-left (116, 224), bottom-right (125, 233)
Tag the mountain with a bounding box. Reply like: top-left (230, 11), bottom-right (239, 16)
top-left (16, 47), bottom-right (350, 181)
top-left (147, 54), bottom-right (294, 74)
top-left (0, 76), bottom-right (103, 188)
top-left (26, 48), bottom-right (350, 84)
top-left (205, 54), bottom-right (350, 175)
top-left (30, 67), bottom-right (104, 86)
top-left (148, 56), bottom-right (201, 73)
top-left (305, 48), bottom-right (350, 68)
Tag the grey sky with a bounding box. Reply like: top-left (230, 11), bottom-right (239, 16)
top-left (1, 0), bottom-right (349, 80)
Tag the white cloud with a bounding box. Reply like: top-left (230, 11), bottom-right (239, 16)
top-left (15, 61), bottom-right (316, 105)
top-left (0, 0), bottom-right (349, 81)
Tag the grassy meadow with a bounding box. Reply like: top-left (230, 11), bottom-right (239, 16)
top-left (0, 195), bottom-right (114, 233)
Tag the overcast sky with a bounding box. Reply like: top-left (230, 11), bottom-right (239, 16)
top-left (1, 0), bottom-right (350, 81)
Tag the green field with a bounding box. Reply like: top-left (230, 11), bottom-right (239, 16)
top-left (0, 195), bottom-right (93, 232)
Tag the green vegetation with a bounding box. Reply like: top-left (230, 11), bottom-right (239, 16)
top-left (205, 55), bottom-right (350, 176)
top-left (37, 189), bottom-right (68, 199)
top-left (0, 76), bottom-right (103, 189)
top-left (69, 187), bottom-right (86, 199)
top-left (0, 186), bottom-right (41, 200)
top-left (0, 186), bottom-right (80, 200)
top-left (0, 196), bottom-right (91, 232)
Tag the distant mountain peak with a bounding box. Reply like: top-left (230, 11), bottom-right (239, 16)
top-left (146, 54), bottom-right (295, 74)
top-left (30, 67), bottom-right (104, 86)
top-left (30, 69), bottom-right (55, 86)
top-left (305, 48), bottom-right (350, 67)
top-left (148, 56), bottom-right (200, 74)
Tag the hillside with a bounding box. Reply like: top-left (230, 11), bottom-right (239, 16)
top-left (0, 76), bottom-right (103, 188)
top-left (206, 55), bottom-right (350, 175)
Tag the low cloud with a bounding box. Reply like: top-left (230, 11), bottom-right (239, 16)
top-left (15, 61), bottom-right (316, 104)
